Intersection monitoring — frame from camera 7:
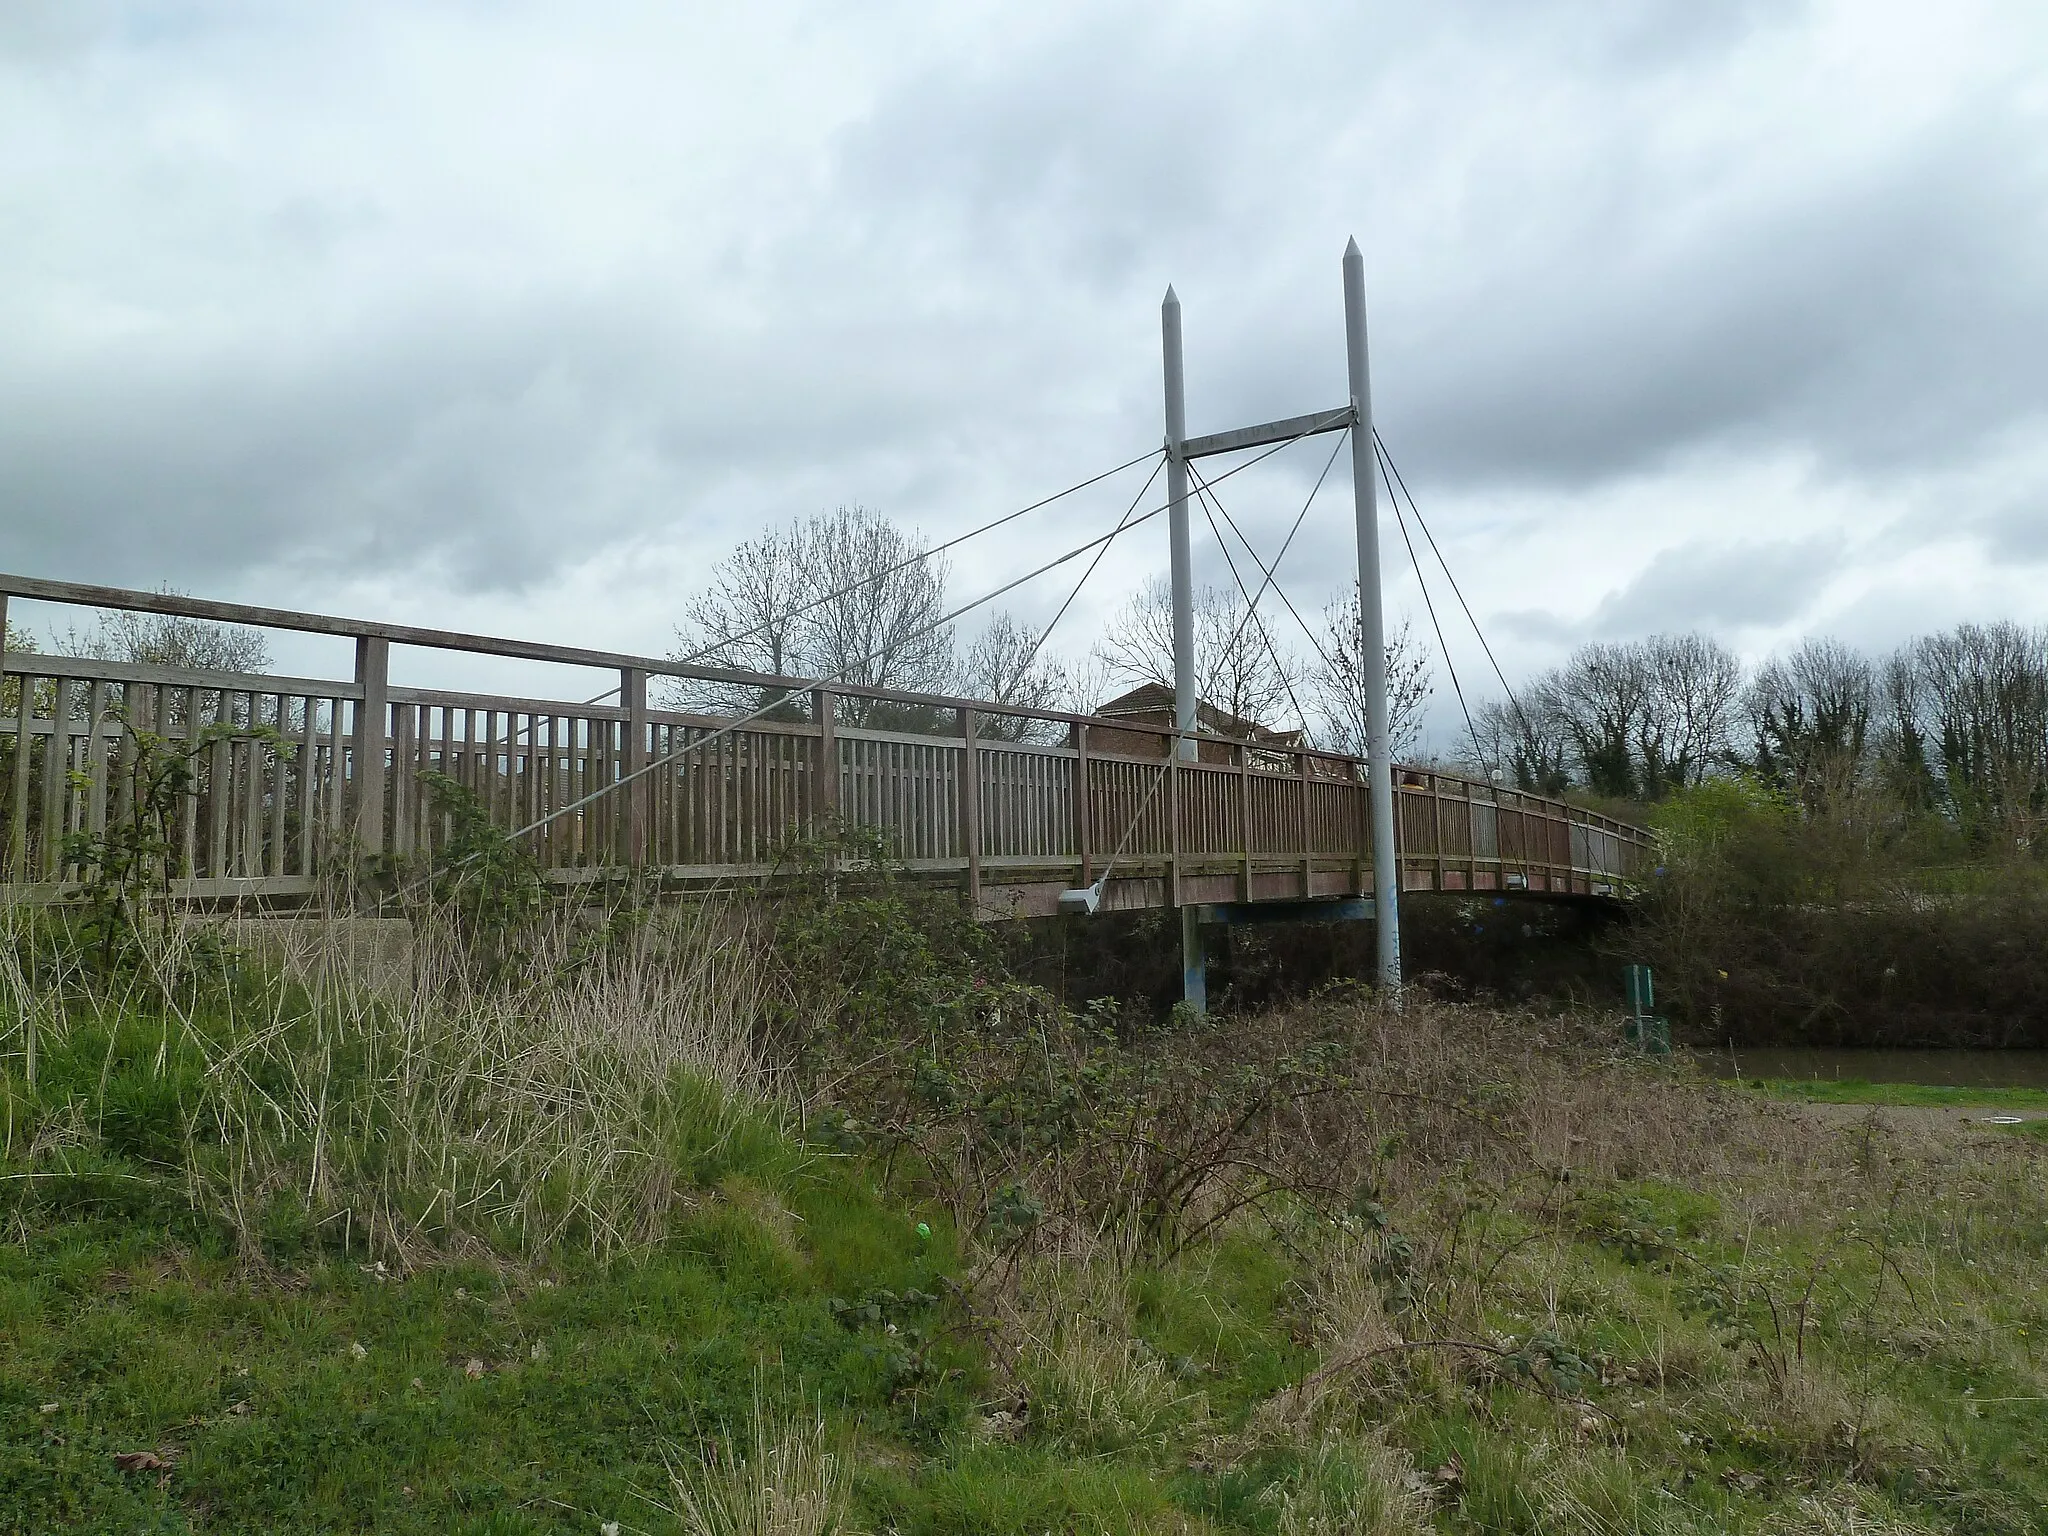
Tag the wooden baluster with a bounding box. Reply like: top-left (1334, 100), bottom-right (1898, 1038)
top-left (353, 637), bottom-right (389, 856)
top-left (84, 680), bottom-right (109, 852)
top-left (202, 686), bottom-right (229, 879)
top-left (391, 703), bottom-right (416, 859)
top-left (622, 668), bottom-right (647, 867)
top-left (1076, 722), bottom-right (1092, 884)
top-left (1238, 742), bottom-right (1252, 901)
top-left (293, 691), bottom-right (317, 877)
top-left (239, 693), bottom-right (264, 878)
top-left (812, 688), bottom-right (837, 830)
top-left (1297, 750), bottom-right (1313, 898)
top-left (5, 666), bottom-right (30, 884)
top-left (1431, 775), bottom-right (1445, 892)
top-left (40, 678), bottom-right (70, 881)
top-left (958, 707), bottom-right (980, 911)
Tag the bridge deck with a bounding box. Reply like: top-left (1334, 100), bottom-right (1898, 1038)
top-left (0, 576), bottom-right (1652, 912)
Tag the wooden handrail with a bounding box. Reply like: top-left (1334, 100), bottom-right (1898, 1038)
top-left (0, 574), bottom-right (1654, 906)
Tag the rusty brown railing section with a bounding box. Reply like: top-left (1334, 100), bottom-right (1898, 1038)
top-left (0, 575), bottom-right (1651, 915)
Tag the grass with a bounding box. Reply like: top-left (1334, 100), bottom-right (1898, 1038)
top-left (3, 902), bottom-right (2046, 1533)
top-left (0, 1149), bottom-right (959, 1533)
top-left (1748, 1078), bottom-right (2048, 1111)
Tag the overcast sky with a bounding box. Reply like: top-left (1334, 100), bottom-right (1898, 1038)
top-left (4, 1), bottom-right (2046, 739)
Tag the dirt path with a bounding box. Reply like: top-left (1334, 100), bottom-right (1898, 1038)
top-left (1788, 1099), bottom-right (2048, 1141)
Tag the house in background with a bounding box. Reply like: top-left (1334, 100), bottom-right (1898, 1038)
top-left (1073, 681), bottom-right (1303, 765)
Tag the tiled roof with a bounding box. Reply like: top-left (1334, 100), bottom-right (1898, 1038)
top-left (1090, 681), bottom-right (1302, 746)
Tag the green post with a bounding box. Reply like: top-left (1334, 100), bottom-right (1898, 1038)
top-left (1624, 964), bottom-right (1670, 1054)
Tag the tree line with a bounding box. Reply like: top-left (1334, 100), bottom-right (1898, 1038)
top-left (1470, 625), bottom-right (2048, 845)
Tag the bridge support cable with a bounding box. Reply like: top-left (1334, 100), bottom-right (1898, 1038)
top-left (1208, 427), bottom-right (1352, 691)
top-left (498, 448), bottom-right (1172, 736)
top-left (674, 446), bottom-right (1166, 669)
top-left (1375, 442), bottom-right (1484, 772)
top-left (1185, 460), bottom-right (1341, 681)
top-left (1193, 487), bottom-right (1316, 740)
top-left (1194, 445), bottom-right (1486, 780)
top-left (1014, 452), bottom-right (1166, 681)
top-left (1056, 756), bottom-right (1173, 916)
top-left (489, 421), bottom-right (1352, 855)
top-left (1373, 429), bottom-right (1538, 745)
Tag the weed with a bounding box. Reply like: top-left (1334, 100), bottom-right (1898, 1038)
top-left (672, 1390), bottom-right (859, 1536)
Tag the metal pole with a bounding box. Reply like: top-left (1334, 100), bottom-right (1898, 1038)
top-left (1343, 237), bottom-right (1402, 998)
top-left (1161, 288), bottom-right (1198, 762)
top-left (1163, 286), bottom-right (1205, 1011)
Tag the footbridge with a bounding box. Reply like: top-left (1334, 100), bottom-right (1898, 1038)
top-left (0, 575), bottom-right (1651, 917)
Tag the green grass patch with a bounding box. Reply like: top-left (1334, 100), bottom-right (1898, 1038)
top-left (0, 1145), bottom-right (969, 1533)
top-left (1752, 1075), bottom-right (2048, 1109)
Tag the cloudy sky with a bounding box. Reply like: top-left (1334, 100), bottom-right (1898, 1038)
top-left (4, 1), bottom-right (2045, 738)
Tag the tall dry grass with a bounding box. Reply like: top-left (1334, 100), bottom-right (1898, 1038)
top-left (671, 1386), bottom-right (859, 1536)
top-left (3, 896), bottom-right (784, 1263)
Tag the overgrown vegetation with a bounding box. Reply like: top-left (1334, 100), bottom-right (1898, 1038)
top-left (1, 825), bottom-right (2043, 1532)
top-left (1633, 773), bottom-right (2048, 1045)
top-left (1458, 626), bottom-right (2048, 1045)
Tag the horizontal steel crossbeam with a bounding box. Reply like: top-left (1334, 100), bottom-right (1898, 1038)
top-left (1179, 406), bottom-right (1354, 461)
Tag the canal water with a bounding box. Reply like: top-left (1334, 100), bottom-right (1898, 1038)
top-left (1698, 1046), bottom-right (2048, 1089)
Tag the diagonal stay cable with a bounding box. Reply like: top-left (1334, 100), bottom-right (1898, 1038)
top-left (1014, 452), bottom-right (1166, 679)
top-left (501, 414), bottom-right (1356, 846)
top-left (675, 447), bottom-right (1163, 668)
top-left (1376, 439), bottom-right (1481, 767)
top-left (467, 452), bottom-right (1170, 755)
top-left (1195, 489), bottom-right (1314, 738)
top-left (1071, 424), bottom-right (1357, 901)
top-left (1373, 428), bottom-right (1535, 740)
top-left (1185, 459), bottom-right (1338, 679)
top-left (503, 514), bottom-right (1164, 845)
top-left (1088, 756), bottom-right (1174, 893)
top-left (1212, 427), bottom-right (1350, 680)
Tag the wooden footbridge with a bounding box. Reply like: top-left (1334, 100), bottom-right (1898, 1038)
top-left (0, 576), bottom-right (1651, 918)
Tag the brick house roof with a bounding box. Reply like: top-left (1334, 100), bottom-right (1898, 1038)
top-left (1090, 681), bottom-right (1303, 748)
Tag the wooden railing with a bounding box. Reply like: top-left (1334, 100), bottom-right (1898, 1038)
top-left (0, 575), bottom-right (1652, 914)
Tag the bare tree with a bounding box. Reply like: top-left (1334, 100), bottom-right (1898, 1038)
top-left (1304, 594), bottom-right (1432, 761)
top-left (1517, 633), bottom-right (1739, 799)
top-left (675, 526), bottom-right (806, 706)
top-left (957, 612), bottom-right (1071, 742)
top-left (62, 599), bottom-right (273, 674)
top-left (671, 504), bottom-right (953, 726)
top-left (1902, 621), bottom-right (2048, 835)
top-left (1060, 650), bottom-right (1118, 718)
top-left (1468, 695), bottom-right (1574, 795)
top-left (1534, 641), bottom-right (1652, 798)
top-left (1093, 576), bottom-right (1300, 731)
top-left (1638, 633), bottom-right (1742, 796)
top-left (1875, 649), bottom-right (1939, 812)
top-left (795, 505), bottom-right (955, 715)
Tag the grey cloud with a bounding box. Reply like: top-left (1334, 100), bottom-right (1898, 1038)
top-left (1489, 537), bottom-right (1844, 653)
top-left (1, 0), bottom-right (2043, 679)
top-left (1384, 115), bottom-right (2048, 492)
top-left (1590, 537), bottom-right (1843, 638)
top-left (1973, 475), bottom-right (2048, 565)
top-left (1495, 608), bottom-right (1583, 647)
